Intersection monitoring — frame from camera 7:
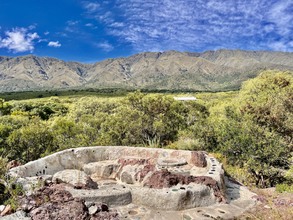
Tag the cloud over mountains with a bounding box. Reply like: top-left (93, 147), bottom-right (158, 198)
top-left (0, 27), bottom-right (39, 53)
top-left (0, 0), bottom-right (292, 60)
top-left (84, 0), bottom-right (293, 52)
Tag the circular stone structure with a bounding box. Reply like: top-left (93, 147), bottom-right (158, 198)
top-left (8, 146), bottom-right (257, 219)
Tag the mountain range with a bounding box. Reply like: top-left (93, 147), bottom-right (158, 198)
top-left (1, 50), bottom-right (293, 92)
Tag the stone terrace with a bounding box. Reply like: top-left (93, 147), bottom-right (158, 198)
top-left (5, 146), bottom-right (257, 220)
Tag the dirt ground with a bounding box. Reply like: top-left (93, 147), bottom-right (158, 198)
top-left (239, 187), bottom-right (293, 220)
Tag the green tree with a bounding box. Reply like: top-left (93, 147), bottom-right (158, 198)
top-left (239, 71), bottom-right (293, 150)
top-left (212, 71), bottom-right (293, 187)
top-left (99, 92), bottom-right (188, 146)
top-left (7, 120), bottom-right (55, 162)
top-left (49, 117), bottom-right (90, 150)
top-left (0, 98), bottom-right (11, 116)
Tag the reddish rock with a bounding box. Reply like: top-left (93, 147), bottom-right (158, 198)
top-left (90, 211), bottom-right (119, 220)
top-left (190, 151), bottom-right (207, 167)
top-left (6, 160), bottom-right (21, 169)
top-left (118, 158), bottom-right (150, 167)
top-left (30, 199), bottom-right (88, 220)
top-left (134, 164), bottom-right (156, 182)
top-left (144, 169), bottom-right (226, 203)
top-left (19, 184), bottom-right (119, 220)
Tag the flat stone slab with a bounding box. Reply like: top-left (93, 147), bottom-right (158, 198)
top-left (157, 158), bottom-right (187, 167)
top-left (130, 184), bottom-right (216, 210)
top-left (66, 184), bottom-right (132, 206)
top-left (115, 179), bottom-right (257, 220)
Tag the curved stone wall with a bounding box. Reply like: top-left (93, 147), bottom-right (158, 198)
top-left (9, 146), bottom-right (226, 211)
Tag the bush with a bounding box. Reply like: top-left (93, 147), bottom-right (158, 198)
top-left (211, 71), bottom-right (293, 187)
top-left (276, 183), bottom-right (293, 193)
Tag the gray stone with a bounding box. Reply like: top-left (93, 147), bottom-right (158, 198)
top-left (52, 169), bottom-right (97, 189)
top-left (83, 160), bottom-right (119, 179)
top-left (0, 211), bottom-right (30, 220)
top-left (66, 184), bottom-right (132, 206)
top-left (84, 201), bottom-right (95, 208)
top-left (0, 205), bottom-right (5, 212)
top-left (16, 175), bottom-right (52, 196)
top-left (88, 205), bottom-right (98, 215)
top-left (120, 171), bottom-right (134, 184)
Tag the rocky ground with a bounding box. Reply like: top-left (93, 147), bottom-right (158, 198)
top-left (239, 188), bottom-right (293, 220)
top-left (2, 179), bottom-right (292, 220)
top-left (0, 183), bottom-right (119, 220)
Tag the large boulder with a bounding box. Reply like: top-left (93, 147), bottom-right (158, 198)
top-left (83, 161), bottom-right (119, 179)
top-left (52, 169), bottom-right (98, 189)
top-left (190, 152), bottom-right (207, 167)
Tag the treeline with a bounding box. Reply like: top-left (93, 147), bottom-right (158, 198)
top-left (1, 87), bottom-right (237, 101)
top-left (0, 70), bottom-right (292, 188)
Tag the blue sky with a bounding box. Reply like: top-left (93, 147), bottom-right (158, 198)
top-left (0, 0), bottom-right (292, 62)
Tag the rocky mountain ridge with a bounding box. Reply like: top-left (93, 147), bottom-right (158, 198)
top-left (0, 50), bottom-right (293, 92)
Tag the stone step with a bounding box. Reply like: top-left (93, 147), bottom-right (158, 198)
top-left (65, 184), bottom-right (132, 207)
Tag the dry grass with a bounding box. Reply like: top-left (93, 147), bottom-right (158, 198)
top-left (239, 188), bottom-right (293, 220)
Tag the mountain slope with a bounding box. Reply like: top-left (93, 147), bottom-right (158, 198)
top-left (0, 50), bottom-right (293, 92)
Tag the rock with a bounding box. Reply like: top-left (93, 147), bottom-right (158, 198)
top-left (20, 184), bottom-right (87, 220)
top-left (83, 161), bottom-right (119, 179)
top-left (67, 185), bottom-right (132, 207)
top-left (116, 158), bottom-right (155, 184)
top-left (0, 204), bottom-right (12, 216)
top-left (52, 169), bottom-right (98, 189)
top-left (120, 171), bottom-right (134, 184)
top-left (157, 158), bottom-right (187, 167)
top-left (97, 203), bottom-right (109, 212)
top-left (30, 199), bottom-right (88, 220)
top-left (190, 151), bottom-right (207, 167)
top-left (85, 201), bottom-right (95, 208)
top-left (264, 205), bottom-right (271, 209)
top-left (88, 205), bottom-right (98, 215)
top-left (134, 164), bottom-right (155, 182)
top-left (90, 211), bottom-right (120, 220)
top-left (0, 210), bottom-right (30, 220)
top-left (7, 160), bottom-right (21, 169)
top-left (20, 184), bottom-right (120, 220)
top-left (0, 205), bottom-right (5, 212)
top-left (144, 170), bottom-right (226, 203)
top-left (16, 176), bottom-right (52, 196)
top-left (17, 184), bottom-right (120, 220)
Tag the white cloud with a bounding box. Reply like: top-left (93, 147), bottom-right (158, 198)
top-left (0, 27), bottom-right (39, 53)
top-left (95, 41), bottom-right (113, 52)
top-left (28, 24), bottom-right (37, 30)
top-left (267, 0), bottom-right (293, 35)
top-left (83, 0), bottom-right (293, 52)
top-left (269, 40), bottom-right (293, 52)
top-left (85, 23), bottom-right (98, 29)
top-left (67, 20), bottom-right (79, 26)
top-left (83, 1), bottom-right (100, 13)
top-left (48, 41), bottom-right (61, 48)
top-left (65, 20), bottom-right (81, 33)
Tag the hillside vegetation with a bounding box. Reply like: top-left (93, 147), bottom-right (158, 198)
top-left (1, 50), bottom-right (293, 92)
top-left (0, 70), bottom-right (292, 190)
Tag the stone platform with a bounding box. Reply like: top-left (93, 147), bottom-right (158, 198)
top-left (6, 146), bottom-right (257, 219)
